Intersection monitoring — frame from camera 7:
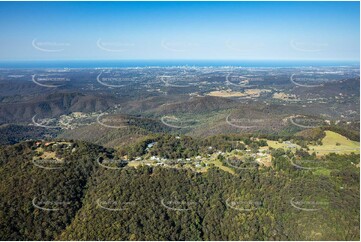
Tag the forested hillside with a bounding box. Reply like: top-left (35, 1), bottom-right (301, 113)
top-left (0, 138), bottom-right (359, 241)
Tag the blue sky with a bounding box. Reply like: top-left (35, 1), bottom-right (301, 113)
top-left (0, 1), bottom-right (359, 61)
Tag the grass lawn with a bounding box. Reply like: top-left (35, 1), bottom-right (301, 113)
top-left (267, 140), bottom-right (301, 151)
top-left (309, 131), bottom-right (360, 156)
top-left (207, 156), bottom-right (236, 175)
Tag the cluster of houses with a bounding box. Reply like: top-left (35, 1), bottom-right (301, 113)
top-left (129, 152), bottom-right (207, 170)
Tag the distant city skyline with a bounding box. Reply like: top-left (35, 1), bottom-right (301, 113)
top-left (0, 1), bottom-right (359, 61)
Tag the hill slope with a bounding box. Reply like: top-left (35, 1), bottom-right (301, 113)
top-left (0, 137), bottom-right (359, 240)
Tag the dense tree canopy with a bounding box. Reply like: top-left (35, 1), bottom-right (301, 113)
top-left (0, 138), bottom-right (359, 241)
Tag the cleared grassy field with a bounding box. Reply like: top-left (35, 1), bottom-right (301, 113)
top-left (267, 131), bottom-right (359, 156)
top-left (206, 90), bottom-right (246, 97)
top-left (309, 131), bottom-right (359, 156)
top-left (208, 159), bottom-right (236, 175)
top-left (206, 89), bottom-right (271, 98)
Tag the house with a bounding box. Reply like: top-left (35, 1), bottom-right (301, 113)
top-left (150, 156), bottom-right (160, 161)
top-left (146, 142), bottom-right (157, 151)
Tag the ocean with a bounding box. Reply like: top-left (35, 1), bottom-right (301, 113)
top-left (0, 60), bottom-right (359, 69)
